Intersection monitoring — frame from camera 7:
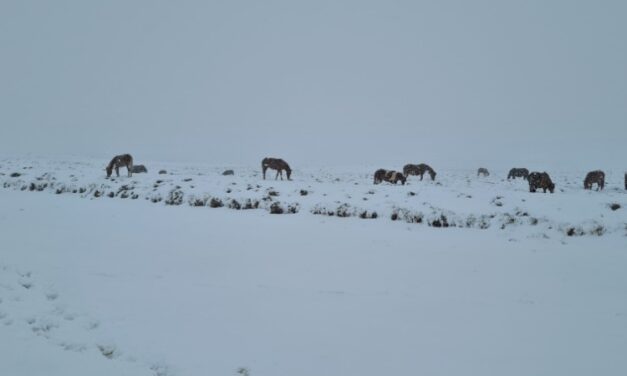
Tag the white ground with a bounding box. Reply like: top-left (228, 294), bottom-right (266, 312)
top-left (0, 158), bottom-right (626, 375)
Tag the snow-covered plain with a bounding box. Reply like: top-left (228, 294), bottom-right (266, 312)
top-left (0, 156), bottom-right (626, 376)
top-left (1, 157), bottom-right (626, 238)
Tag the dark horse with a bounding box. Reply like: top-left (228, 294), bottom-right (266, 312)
top-left (403, 163), bottom-right (436, 181)
top-left (106, 154), bottom-right (133, 178)
top-left (477, 168), bottom-right (490, 177)
top-left (584, 170), bottom-right (605, 191)
top-left (507, 168), bottom-right (529, 180)
top-left (262, 157), bottom-right (292, 180)
top-left (374, 169), bottom-right (406, 185)
top-left (528, 172), bottom-right (555, 193)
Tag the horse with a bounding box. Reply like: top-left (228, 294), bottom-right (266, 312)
top-left (374, 169), bottom-right (406, 185)
top-left (528, 171), bottom-right (555, 193)
top-left (477, 167), bottom-right (490, 177)
top-left (584, 170), bottom-right (605, 191)
top-left (403, 163), bottom-right (436, 181)
top-left (507, 168), bottom-right (529, 180)
top-left (262, 158), bottom-right (292, 180)
top-left (106, 154), bottom-right (133, 178)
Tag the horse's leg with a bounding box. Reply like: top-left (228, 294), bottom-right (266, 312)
top-left (128, 163), bottom-right (132, 177)
top-left (420, 173), bottom-right (423, 181)
top-left (275, 170), bottom-right (279, 180)
top-left (262, 167), bottom-right (267, 180)
top-left (116, 166), bottom-right (120, 177)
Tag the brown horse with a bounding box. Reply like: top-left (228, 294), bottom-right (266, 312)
top-left (584, 170), bottom-right (605, 191)
top-left (403, 163), bottom-right (436, 181)
top-left (106, 154), bottom-right (133, 178)
top-left (528, 171), bottom-right (555, 193)
top-left (374, 169), bottom-right (406, 185)
top-left (262, 157), bottom-right (292, 180)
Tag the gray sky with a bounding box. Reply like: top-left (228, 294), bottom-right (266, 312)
top-left (1, 0), bottom-right (625, 170)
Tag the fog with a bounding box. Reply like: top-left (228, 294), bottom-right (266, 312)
top-left (1, 0), bottom-right (625, 170)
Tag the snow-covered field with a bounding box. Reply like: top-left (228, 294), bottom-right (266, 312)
top-left (1, 157), bottom-right (625, 238)
top-left (1, 156), bottom-right (626, 375)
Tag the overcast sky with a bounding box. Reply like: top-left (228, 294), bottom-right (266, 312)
top-left (1, 0), bottom-right (625, 170)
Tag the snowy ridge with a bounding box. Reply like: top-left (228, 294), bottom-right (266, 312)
top-left (1, 157), bottom-right (625, 238)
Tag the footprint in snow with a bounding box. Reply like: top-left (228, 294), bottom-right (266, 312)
top-left (58, 341), bottom-right (87, 352)
top-left (97, 344), bottom-right (120, 359)
top-left (45, 291), bottom-right (59, 301)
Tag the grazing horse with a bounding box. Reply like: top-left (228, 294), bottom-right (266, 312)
top-left (262, 157), bottom-right (292, 180)
top-left (528, 171), bottom-right (555, 193)
top-left (106, 154), bottom-right (133, 178)
top-left (403, 163), bottom-right (436, 181)
top-left (584, 170), bottom-right (605, 191)
top-left (374, 169), bottom-right (406, 185)
top-left (477, 168), bottom-right (490, 177)
top-left (507, 168), bottom-right (529, 180)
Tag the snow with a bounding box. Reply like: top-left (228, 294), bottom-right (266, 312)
top-left (0, 157), bottom-right (626, 376)
top-left (1, 156), bottom-right (625, 237)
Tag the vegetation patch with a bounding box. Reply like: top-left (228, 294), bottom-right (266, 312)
top-left (165, 189), bottom-right (184, 205)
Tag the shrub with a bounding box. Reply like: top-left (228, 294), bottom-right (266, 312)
top-left (189, 197), bottom-right (207, 207)
top-left (269, 202), bottom-right (284, 214)
top-left (242, 199), bottom-right (260, 210)
top-left (228, 199), bottom-right (241, 210)
top-left (209, 198), bottom-right (224, 208)
top-left (165, 190), bottom-right (184, 205)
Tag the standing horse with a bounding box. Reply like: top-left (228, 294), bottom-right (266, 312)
top-left (528, 171), bottom-right (555, 193)
top-left (374, 169), bottom-right (406, 185)
top-left (262, 157), bottom-right (292, 180)
top-left (507, 168), bottom-right (529, 180)
top-left (403, 163), bottom-right (436, 181)
top-left (584, 170), bottom-right (605, 191)
top-left (106, 154), bottom-right (133, 178)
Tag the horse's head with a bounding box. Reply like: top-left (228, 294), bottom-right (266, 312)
top-left (286, 168), bottom-right (292, 180)
top-left (429, 170), bottom-right (437, 180)
top-left (105, 165), bottom-right (113, 178)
